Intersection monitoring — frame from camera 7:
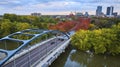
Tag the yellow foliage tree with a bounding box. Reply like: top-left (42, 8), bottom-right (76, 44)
top-left (16, 23), bottom-right (31, 31)
top-left (1, 21), bottom-right (12, 36)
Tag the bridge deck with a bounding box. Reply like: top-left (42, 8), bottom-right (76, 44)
top-left (2, 37), bottom-right (69, 67)
top-left (36, 38), bottom-right (70, 67)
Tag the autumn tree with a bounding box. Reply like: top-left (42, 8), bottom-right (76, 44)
top-left (71, 23), bottom-right (120, 55)
top-left (16, 23), bottom-right (31, 31)
top-left (0, 19), bottom-right (13, 36)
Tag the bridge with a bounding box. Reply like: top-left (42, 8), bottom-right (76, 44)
top-left (0, 29), bottom-right (73, 67)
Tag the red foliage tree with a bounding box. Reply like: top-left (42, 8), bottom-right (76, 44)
top-left (71, 17), bottom-right (90, 31)
top-left (49, 17), bottom-right (90, 32)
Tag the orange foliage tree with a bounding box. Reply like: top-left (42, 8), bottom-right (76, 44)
top-left (71, 17), bottom-right (90, 31)
top-left (49, 17), bottom-right (90, 32)
top-left (49, 21), bottom-right (76, 32)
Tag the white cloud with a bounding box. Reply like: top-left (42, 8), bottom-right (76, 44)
top-left (31, 1), bottom-right (80, 8)
top-left (11, 0), bottom-right (21, 4)
top-left (0, 0), bottom-right (21, 4)
top-left (0, 0), bottom-right (120, 15)
top-left (0, 1), bottom-right (9, 5)
top-left (13, 6), bottom-right (24, 10)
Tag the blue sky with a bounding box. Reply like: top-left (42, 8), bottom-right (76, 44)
top-left (0, 0), bottom-right (120, 15)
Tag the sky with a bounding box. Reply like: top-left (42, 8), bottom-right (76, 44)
top-left (0, 0), bottom-right (120, 15)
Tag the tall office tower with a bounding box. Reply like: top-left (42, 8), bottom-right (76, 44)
top-left (106, 6), bottom-right (114, 16)
top-left (96, 6), bottom-right (102, 16)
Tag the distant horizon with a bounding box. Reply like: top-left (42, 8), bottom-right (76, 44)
top-left (0, 0), bottom-right (120, 15)
top-left (0, 11), bottom-right (95, 15)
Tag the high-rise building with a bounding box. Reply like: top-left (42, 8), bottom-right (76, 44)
top-left (96, 6), bottom-right (102, 16)
top-left (106, 6), bottom-right (114, 16)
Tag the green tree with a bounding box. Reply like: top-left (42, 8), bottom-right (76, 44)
top-left (71, 23), bottom-right (120, 55)
top-left (3, 13), bottom-right (17, 22)
top-left (0, 20), bottom-right (13, 36)
top-left (16, 23), bottom-right (31, 31)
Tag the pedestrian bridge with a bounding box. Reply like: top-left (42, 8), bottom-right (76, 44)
top-left (0, 29), bottom-right (71, 67)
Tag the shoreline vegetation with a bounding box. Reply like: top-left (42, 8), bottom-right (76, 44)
top-left (71, 21), bottom-right (120, 55)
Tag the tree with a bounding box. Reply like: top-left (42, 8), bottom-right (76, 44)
top-left (71, 23), bottom-right (120, 55)
top-left (3, 13), bottom-right (17, 22)
top-left (0, 20), bottom-right (13, 36)
top-left (16, 23), bottom-right (31, 31)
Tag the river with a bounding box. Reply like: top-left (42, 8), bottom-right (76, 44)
top-left (50, 46), bottom-right (120, 67)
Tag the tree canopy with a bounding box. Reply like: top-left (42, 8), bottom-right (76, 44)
top-left (71, 23), bottom-right (120, 55)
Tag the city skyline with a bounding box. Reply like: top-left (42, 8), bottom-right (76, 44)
top-left (0, 0), bottom-right (120, 15)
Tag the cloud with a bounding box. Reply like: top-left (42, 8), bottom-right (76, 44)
top-left (31, 1), bottom-right (80, 8)
top-left (0, 0), bottom-right (21, 5)
top-left (0, 1), bottom-right (8, 5)
top-left (0, 0), bottom-right (120, 15)
top-left (22, 1), bottom-right (81, 12)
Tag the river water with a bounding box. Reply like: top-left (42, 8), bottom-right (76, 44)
top-left (50, 46), bottom-right (120, 67)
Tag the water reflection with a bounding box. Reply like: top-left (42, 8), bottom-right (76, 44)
top-left (70, 50), bottom-right (120, 67)
top-left (50, 47), bottom-right (72, 67)
top-left (50, 48), bottom-right (120, 67)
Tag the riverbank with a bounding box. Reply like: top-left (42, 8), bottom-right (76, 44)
top-left (50, 46), bottom-right (120, 67)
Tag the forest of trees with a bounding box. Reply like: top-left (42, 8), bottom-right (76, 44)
top-left (1, 13), bottom-right (120, 55)
top-left (0, 14), bottom-right (57, 38)
top-left (71, 17), bottom-right (120, 55)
